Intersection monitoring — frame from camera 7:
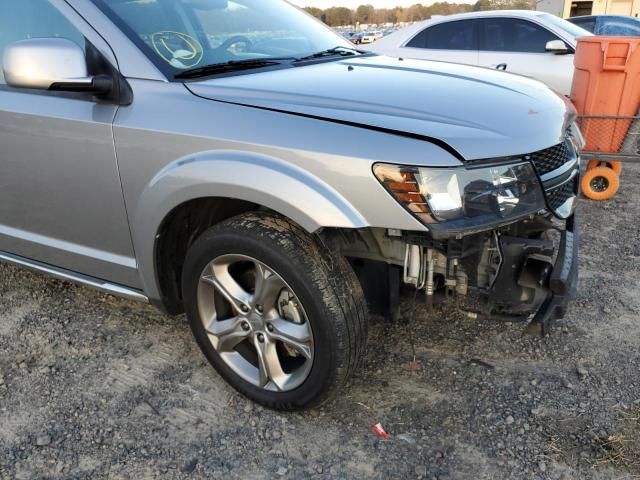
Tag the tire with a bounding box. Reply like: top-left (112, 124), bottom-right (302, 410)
top-left (586, 159), bottom-right (622, 175)
top-left (181, 212), bottom-right (368, 410)
top-left (581, 166), bottom-right (620, 201)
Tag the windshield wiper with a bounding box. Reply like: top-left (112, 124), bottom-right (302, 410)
top-left (174, 48), bottom-right (363, 79)
top-left (294, 46), bottom-right (362, 63)
top-left (174, 59), bottom-right (284, 79)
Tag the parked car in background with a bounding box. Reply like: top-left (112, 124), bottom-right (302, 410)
top-left (351, 32), bottom-right (364, 44)
top-left (365, 10), bottom-right (592, 95)
top-left (339, 31), bottom-right (357, 42)
top-left (360, 31), bottom-right (384, 44)
top-left (568, 15), bottom-right (640, 35)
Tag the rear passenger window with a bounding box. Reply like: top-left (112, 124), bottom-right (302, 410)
top-left (479, 18), bottom-right (558, 53)
top-left (0, 0), bottom-right (85, 85)
top-left (406, 20), bottom-right (477, 50)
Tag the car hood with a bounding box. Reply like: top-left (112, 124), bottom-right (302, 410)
top-left (187, 55), bottom-right (576, 161)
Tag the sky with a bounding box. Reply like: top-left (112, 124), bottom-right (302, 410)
top-left (291, 0), bottom-right (444, 8)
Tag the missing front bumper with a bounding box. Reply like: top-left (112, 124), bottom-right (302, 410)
top-left (486, 215), bottom-right (578, 333)
top-left (341, 212), bottom-right (578, 330)
top-left (527, 215), bottom-right (578, 335)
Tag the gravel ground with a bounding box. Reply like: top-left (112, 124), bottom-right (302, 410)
top-left (1, 164), bottom-right (640, 480)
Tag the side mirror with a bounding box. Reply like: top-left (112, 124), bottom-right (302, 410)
top-left (3, 38), bottom-right (112, 94)
top-left (545, 39), bottom-right (571, 55)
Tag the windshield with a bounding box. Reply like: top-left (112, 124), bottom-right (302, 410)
top-left (91, 0), bottom-right (354, 78)
top-left (540, 13), bottom-right (593, 39)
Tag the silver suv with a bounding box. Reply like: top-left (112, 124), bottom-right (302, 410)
top-left (0, 0), bottom-right (580, 410)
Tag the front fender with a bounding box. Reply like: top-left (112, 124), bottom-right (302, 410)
top-left (132, 150), bottom-right (368, 303)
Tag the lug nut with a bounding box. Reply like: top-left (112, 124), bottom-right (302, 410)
top-left (241, 321), bottom-right (250, 331)
top-left (241, 305), bottom-right (249, 313)
top-left (267, 323), bottom-right (274, 332)
top-left (257, 333), bottom-right (265, 343)
top-left (256, 305), bottom-right (263, 313)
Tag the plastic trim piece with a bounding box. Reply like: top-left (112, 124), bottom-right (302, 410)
top-left (0, 251), bottom-right (148, 303)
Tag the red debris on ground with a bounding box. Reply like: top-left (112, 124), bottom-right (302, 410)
top-left (371, 422), bottom-right (390, 440)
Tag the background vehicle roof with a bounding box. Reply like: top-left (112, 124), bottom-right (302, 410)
top-left (407, 9), bottom-right (552, 25)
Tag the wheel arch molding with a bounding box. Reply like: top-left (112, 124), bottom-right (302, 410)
top-left (132, 150), bottom-right (369, 309)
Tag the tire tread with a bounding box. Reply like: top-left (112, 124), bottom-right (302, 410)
top-left (182, 212), bottom-right (368, 410)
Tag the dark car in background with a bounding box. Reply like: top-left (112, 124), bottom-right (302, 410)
top-left (351, 32), bottom-right (364, 44)
top-left (568, 15), bottom-right (640, 35)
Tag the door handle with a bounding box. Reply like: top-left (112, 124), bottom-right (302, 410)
top-left (494, 63), bottom-right (507, 71)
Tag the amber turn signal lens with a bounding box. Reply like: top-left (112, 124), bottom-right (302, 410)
top-left (373, 164), bottom-right (434, 221)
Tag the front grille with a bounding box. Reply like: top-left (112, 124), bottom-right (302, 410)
top-left (527, 140), bottom-right (578, 218)
top-left (546, 177), bottom-right (578, 211)
top-left (528, 141), bottom-right (571, 177)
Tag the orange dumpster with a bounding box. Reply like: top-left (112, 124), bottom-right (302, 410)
top-left (571, 36), bottom-right (640, 153)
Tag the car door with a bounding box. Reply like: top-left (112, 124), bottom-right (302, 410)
top-left (0, 0), bottom-right (139, 287)
top-left (476, 17), bottom-right (575, 95)
top-left (400, 19), bottom-right (479, 66)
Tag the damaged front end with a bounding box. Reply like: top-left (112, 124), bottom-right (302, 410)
top-left (334, 137), bottom-right (580, 333)
top-left (396, 213), bottom-right (578, 334)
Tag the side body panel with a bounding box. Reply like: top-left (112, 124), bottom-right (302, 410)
top-left (0, 93), bottom-right (138, 286)
top-left (0, 0), bottom-right (139, 287)
top-left (396, 46), bottom-right (479, 66)
top-left (113, 80), bottom-right (459, 303)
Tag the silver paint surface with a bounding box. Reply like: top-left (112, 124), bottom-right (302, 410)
top-left (0, 0), bottom-right (575, 307)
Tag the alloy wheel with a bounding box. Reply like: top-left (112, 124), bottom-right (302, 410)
top-left (197, 254), bottom-right (314, 392)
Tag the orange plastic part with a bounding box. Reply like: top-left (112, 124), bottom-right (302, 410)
top-left (571, 36), bottom-right (640, 153)
top-left (581, 166), bottom-right (620, 201)
top-left (586, 159), bottom-right (623, 175)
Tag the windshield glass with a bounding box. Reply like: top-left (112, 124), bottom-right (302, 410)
top-left (91, 0), bottom-right (353, 78)
top-left (540, 13), bottom-right (593, 39)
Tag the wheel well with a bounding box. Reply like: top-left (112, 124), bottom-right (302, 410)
top-left (155, 197), bottom-right (261, 314)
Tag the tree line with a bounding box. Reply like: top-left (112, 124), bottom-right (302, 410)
top-left (303, 0), bottom-right (535, 27)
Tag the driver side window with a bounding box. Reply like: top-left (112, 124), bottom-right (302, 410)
top-left (0, 0), bottom-right (85, 85)
top-left (479, 18), bottom-right (559, 53)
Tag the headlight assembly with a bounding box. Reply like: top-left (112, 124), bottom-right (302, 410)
top-left (374, 162), bottom-right (545, 234)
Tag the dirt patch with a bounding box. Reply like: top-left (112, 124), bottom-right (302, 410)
top-left (1, 164), bottom-right (640, 479)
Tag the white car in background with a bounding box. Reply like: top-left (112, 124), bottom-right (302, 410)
top-left (365, 11), bottom-right (592, 95)
top-left (360, 31), bottom-right (384, 44)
